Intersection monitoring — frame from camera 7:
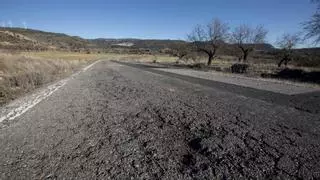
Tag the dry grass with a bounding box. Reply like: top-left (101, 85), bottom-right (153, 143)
top-left (0, 51), bottom-right (176, 105)
top-left (23, 51), bottom-right (177, 62)
top-left (113, 54), bottom-right (177, 63)
top-left (177, 55), bottom-right (320, 75)
top-left (0, 52), bottom-right (103, 105)
top-left (23, 51), bottom-right (107, 61)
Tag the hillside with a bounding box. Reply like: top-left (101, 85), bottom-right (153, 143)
top-left (0, 28), bottom-right (93, 51)
top-left (0, 28), bottom-right (189, 53)
top-left (0, 28), bottom-right (47, 51)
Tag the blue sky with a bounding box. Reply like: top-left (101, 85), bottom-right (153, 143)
top-left (0, 0), bottom-right (316, 45)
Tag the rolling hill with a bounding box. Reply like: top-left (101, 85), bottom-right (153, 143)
top-left (0, 27), bottom-right (93, 51)
top-left (0, 28), bottom-right (189, 53)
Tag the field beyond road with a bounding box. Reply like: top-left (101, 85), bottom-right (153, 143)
top-left (0, 60), bottom-right (319, 179)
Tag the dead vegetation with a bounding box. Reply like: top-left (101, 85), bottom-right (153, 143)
top-left (0, 52), bottom-right (100, 105)
top-left (187, 19), bottom-right (229, 65)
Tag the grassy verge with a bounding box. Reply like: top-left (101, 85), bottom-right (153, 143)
top-left (23, 51), bottom-right (178, 62)
top-left (0, 51), bottom-right (105, 105)
top-left (0, 51), bottom-right (176, 105)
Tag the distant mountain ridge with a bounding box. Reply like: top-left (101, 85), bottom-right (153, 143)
top-left (89, 38), bottom-right (187, 51)
top-left (0, 27), bottom-right (307, 54)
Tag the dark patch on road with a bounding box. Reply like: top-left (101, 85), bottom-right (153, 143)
top-left (188, 138), bottom-right (202, 151)
top-left (261, 68), bottom-right (320, 84)
top-left (114, 61), bottom-right (320, 114)
top-left (182, 154), bottom-right (196, 166)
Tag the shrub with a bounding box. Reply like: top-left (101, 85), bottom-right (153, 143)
top-left (231, 63), bottom-right (249, 73)
top-left (188, 63), bottom-right (206, 69)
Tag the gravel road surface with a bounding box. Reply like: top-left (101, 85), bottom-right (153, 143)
top-left (0, 60), bottom-right (320, 179)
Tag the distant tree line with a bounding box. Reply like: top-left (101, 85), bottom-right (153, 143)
top-left (185, 0), bottom-right (320, 67)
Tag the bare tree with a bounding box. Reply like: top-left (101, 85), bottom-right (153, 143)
top-left (303, 0), bottom-right (320, 44)
top-left (276, 33), bottom-right (301, 67)
top-left (231, 25), bottom-right (268, 62)
top-left (188, 19), bottom-right (229, 66)
top-left (172, 42), bottom-right (190, 60)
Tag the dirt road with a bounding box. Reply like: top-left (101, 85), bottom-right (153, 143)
top-left (0, 61), bottom-right (319, 179)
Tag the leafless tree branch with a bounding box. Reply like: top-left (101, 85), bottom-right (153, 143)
top-left (276, 33), bottom-right (301, 67)
top-left (231, 24), bottom-right (268, 62)
top-left (187, 18), bottom-right (229, 66)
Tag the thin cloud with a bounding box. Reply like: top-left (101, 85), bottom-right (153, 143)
top-left (22, 21), bottom-right (27, 29)
top-left (7, 20), bottom-right (13, 28)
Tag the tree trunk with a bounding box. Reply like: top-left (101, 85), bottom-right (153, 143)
top-left (278, 54), bottom-right (291, 67)
top-left (243, 50), bottom-right (249, 62)
top-left (278, 59), bottom-right (284, 67)
top-left (207, 54), bottom-right (213, 66)
top-left (198, 49), bottom-right (216, 66)
top-left (239, 46), bottom-right (250, 62)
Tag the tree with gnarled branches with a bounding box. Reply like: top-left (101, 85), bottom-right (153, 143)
top-left (231, 24), bottom-right (268, 62)
top-left (276, 33), bottom-right (301, 67)
top-left (188, 19), bottom-right (229, 66)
